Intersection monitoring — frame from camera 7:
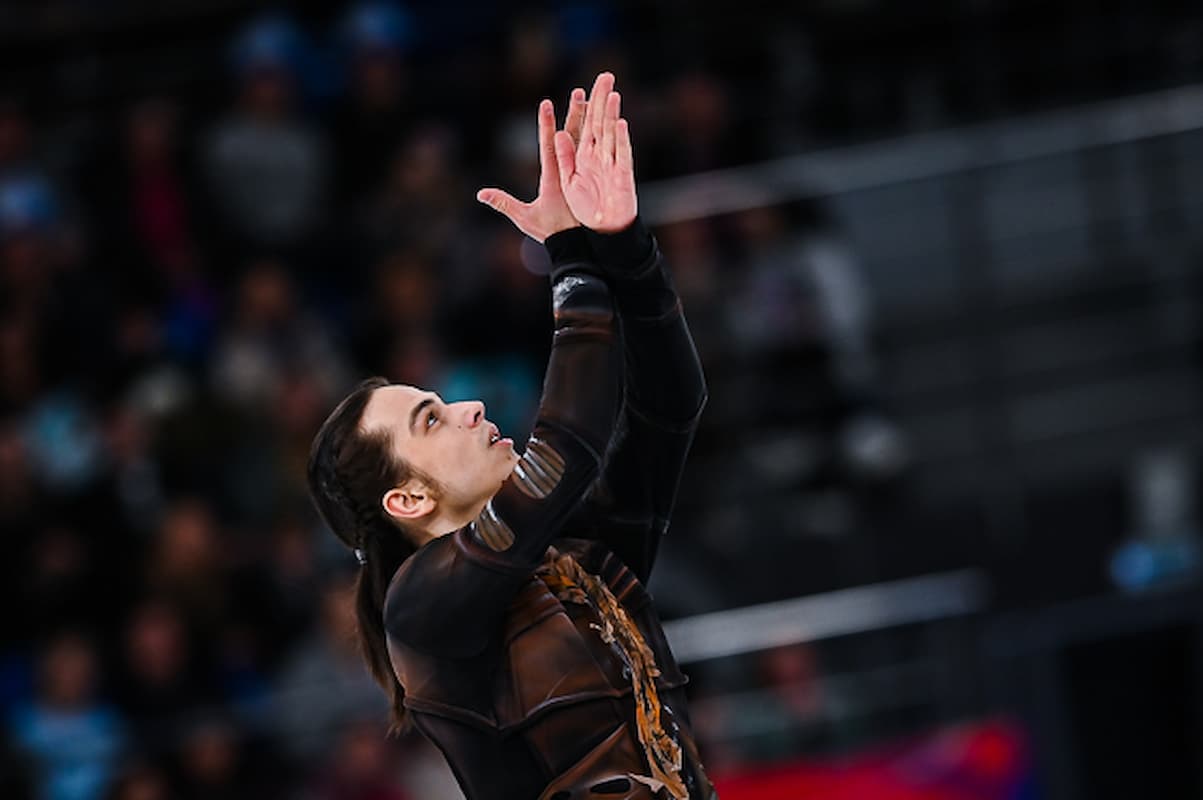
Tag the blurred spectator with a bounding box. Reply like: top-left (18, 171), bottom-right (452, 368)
top-left (21, 391), bottom-right (107, 494)
top-left (110, 599), bottom-right (209, 758)
top-left (652, 213), bottom-right (727, 361)
top-left (0, 98), bottom-right (36, 179)
top-left (727, 200), bottom-right (907, 483)
top-left (435, 225), bottom-right (549, 436)
top-left (209, 618), bottom-right (274, 733)
top-left (108, 100), bottom-right (200, 293)
top-left (1, 172), bottom-right (110, 403)
top-left (273, 370), bottom-right (339, 505)
top-left (0, 420), bottom-right (40, 660)
top-left (143, 499), bottom-right (231, 640)
top-left (270, 575), bottom-right (386, 761)
top-left (103, 761), bottom-right (170, 800)
top-left (444, 225), bottom-right (548, 359)
top-left (332, 2), bottom-right (418, 205)
top-left (248, 515), bottom-right (324, 666)
top-left (99, 404), bottom-right (165, 538)
top-left (645, 71), bottom-right (743, 178)
top-left (500, 11), bottom-right (560, 112)
top-left (15, 523), bottom-right (108, 646)
top-left (6, 632), bottom-right (127, 800)
top-left (0, 315), bottom-right (42, 416)
top-left (170, 716), bottom-right (267, 800)
top-left (356, 122), bottom-right (471, 283)
top-left (350, 250), bottom-right (439, 373)
top-left (205, 14), bottom-right (327, 257)
top-left (85, 99), bottom-right (219, 368)
top-left (377, 331), bottom-right (446, 391)
top-left (305, 719), bottom-right (410, 800)
top-left (0, 417), bottom-right (39, 536)
top-left (210, 260), bottom-right (348, 412)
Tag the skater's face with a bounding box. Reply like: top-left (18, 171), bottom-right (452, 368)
top-left (360, 384), bottom-right (519, 533)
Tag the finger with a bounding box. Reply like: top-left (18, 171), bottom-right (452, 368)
top-left (563, 87), bottom-right (587, 147)
top-left (553, 130), bottom-right (576, 192)
top-left (601, 91), bottom-right (620, 164)
top-left (583, 71), bottom-right (614, 145)
top-left (615, 118), bottom-right (633, 173)
top-left (476, 188), bottom-right (528, 224)
top-left (537, 99), bottom-right (558, 188)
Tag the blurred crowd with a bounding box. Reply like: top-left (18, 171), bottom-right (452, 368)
top-left (5, 0), bottom-right (1203, 796)
top-left (0, 3), bottom-right (909, 798)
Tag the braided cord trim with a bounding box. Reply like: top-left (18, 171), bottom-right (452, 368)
top-left (538, 553), bottom-right (688, 800)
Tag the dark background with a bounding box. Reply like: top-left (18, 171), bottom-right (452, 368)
top-left (2, 1), bottom-right (1203, 798)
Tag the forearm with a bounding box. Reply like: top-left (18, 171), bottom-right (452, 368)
top-left (587, 218), bottom-right (708, 427)
top-left (467, 227), bottom-right (623, 567)
top-left (538, 226), bottom-right (624, 455)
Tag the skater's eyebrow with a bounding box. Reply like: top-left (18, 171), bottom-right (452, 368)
top-left (409, 396), bottom-right (436, 435)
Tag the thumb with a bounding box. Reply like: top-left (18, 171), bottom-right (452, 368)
top-left (553, 130), bottom-right (576, 193)
top-left (476, 188), bottom-right (527, 223)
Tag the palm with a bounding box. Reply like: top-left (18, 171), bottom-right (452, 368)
top-left (562, 139), bottom-right (636, 233)
top-left (554, 73), bottom-right (637, 234)
top-left (479, 73), bottom-right (638, 239)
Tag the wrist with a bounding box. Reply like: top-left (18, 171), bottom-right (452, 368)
top-left (544, 225), bottom-right (591, 268)
top-left (585, 216), bottom-right (654, 275)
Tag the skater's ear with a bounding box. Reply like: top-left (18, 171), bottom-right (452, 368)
top-left (382, 479), bottom-right (436, 524)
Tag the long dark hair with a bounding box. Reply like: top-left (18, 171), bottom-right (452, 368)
top-left (306, 376), bottom-right (432, 733)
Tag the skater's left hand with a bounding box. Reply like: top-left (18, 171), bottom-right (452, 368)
top-left (476, 90), bottom-right (586, 243)
top-left (554, 72), bottom-right (638, 233)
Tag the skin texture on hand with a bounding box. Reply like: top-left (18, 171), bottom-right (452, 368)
top-left (554, 72), bottom-right (638, 234)
top-left (477, 72), bottom-right (637, 240)
top-left (475, 95), bottom-right (578, 243)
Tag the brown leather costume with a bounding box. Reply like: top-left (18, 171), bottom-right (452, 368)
top-left (384, 221), bottom-right (715, 800)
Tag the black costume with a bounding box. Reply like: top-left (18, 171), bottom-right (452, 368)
top-left (384, 219), bottom-right (715, 800)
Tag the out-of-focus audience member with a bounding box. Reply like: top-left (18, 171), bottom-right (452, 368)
top-left (111, 598), bottom-right (208, 758)
top-left (171, 716), bottom-right (265, 800)
top-left (270, 575), bottom-right (387, 762)
top-left (6, 632), bottom-right (127, 800)
top-left (304, 719), bottom-right (412, 800)
top-left (205, 14), bottom-right (328, 257)
top-left (210, 260), bottom-right (348, 412)
top-left (103, 761), bottom-right (170, 800)
top-left (332, 1), bottom-right (418, 206)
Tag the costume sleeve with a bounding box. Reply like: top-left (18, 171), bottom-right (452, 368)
top-left (384, 228), bottom-right (623, 658)
top-left (565, 218), bottom-right (708, 582)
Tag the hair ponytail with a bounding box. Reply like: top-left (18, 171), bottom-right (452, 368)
top-left (355, 522), bottom-right (415, 733)
top-left (307, 376), bottom-right (429, 733)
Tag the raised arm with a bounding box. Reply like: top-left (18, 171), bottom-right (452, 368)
top-left (481, 72), bottom-right (707, 581)
top-left (552, 74), bottom-right (706, 580)
top-left (385, 87), bottom-right (626, 658)
top-left (570, 219), bottom-right (707, 582)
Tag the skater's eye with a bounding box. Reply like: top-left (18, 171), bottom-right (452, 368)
top-left (425, 411), bottom-right (438, 430)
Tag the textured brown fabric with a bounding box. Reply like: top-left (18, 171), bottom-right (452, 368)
top-left (537, 550), bottom-right (688, 800)
top-left (385, 538), bottom-right (717, 799)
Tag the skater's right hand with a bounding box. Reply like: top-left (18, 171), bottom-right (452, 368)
top-left (475, 90), bottom-right (585, 243)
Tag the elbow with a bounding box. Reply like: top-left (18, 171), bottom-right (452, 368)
top-left (552, 272), bottom-right (616, 336)
top-left (540, 271), bottom-right (623, 458)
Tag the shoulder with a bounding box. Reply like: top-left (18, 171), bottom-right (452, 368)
top-left (383, 533), bottom-right (457, 639)
top-left (382, 527), bottom-right (533, 649)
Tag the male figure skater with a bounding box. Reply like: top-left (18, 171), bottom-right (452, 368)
top-left (308, 73), bottom-right (714, 800)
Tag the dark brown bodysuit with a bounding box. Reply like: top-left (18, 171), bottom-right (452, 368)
top-left (384, 220), bottom-right (715, 800)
